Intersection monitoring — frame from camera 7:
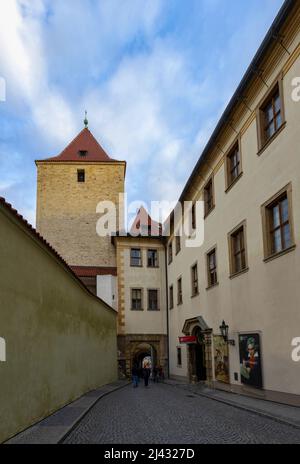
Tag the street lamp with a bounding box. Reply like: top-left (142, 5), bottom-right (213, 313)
top-left (219, 320), bottom-right (235, 346)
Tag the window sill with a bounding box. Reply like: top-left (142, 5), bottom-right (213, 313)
top-left (191, 292), bottom-right (199, 299)
top-left (131, 308), bottom-right (144, 311)
top-left (130, 264), bottom-right (143, 268)
top-left (229, 267), bottom-right (249, 280)
top-left (204, 205), bottom-right (215, 219)
top-left (257, 121), bottom-right (286, 156)
top-left (147, 309), bottom-right (160, 312)
top-left (206, 282), bottom-right (219, 291)
top-left (147, 265), bottom-right (159, 269)
top-left (225, 172), bottom-right (243, 194)
top-left (177, 302), bottom-right (183, 307)
top-left (263, 244), bottom-right (296, 263)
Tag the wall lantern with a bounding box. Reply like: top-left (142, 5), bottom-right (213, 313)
top-left (219, 320), bottom-right (235, 346)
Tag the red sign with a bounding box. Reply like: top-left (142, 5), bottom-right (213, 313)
top-left (179, 336), bottom-right (197, 344)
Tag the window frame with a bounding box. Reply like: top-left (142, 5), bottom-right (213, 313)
top-left (168, 241), bottom-right (173, 265)
top-left (177, 347), bottom-right (182, 367)
top-left (261, 183), bottom-right (295, 262)
top-left (256, 76), bottom-right (286, 154)
top-left (191, 262), bottom-right (199, 297)
top-left (204, 175), bottom-right (215, 218)
top-left (169, 285), bottom-right (174, 310)
top-left (147, 288), bottom-right (160, 311)
top-left (77, 169), bottom-right (85, 183)
top-left (147, 248), bottom-right (159, 268)
top-left (131, 288), bottom-right (143, 311)
top-left (130, 248), bottom-right (143, 267)
top-left (225, 137), bottom-right (243, 191)
top-left (175, 234), bottom-right (181, 255)
top-left (206, 246), bottom-right (218, 289)
top-left (228, 221), bottom-right (249, 278)
top-left (177, 277), bottom-right (183, 305)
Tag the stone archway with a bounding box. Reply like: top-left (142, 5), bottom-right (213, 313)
top-left (182, 317), bottom-right (213, 385)
top-left (131, 342), bottom-right (158, 372)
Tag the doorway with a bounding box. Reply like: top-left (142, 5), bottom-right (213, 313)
top-left (190, 327), bottom-right (207, 382)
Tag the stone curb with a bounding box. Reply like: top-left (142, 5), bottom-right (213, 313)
top-left (164, 381), bottom-right (300, 430)
top-left (6, 380), bottom-right (130, 445)
top-left (58, 381), bottom-right (130, 444)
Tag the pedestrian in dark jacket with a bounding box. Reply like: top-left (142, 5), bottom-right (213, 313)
top-left (143, 366), bottom-right (151, 387)
top-left (132, 365), bottom-right (139, 388)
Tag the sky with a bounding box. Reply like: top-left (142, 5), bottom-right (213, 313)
top-left (0, 0), bottom-right (285, 226)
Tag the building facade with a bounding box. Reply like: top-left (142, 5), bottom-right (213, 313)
top-left (167, 0), bottom-right (300, 405)
top-left (35, 0), bottom-right (300, 405)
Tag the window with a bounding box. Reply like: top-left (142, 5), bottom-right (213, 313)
top-left (261, 184), bottom-right (295, 260)
top-left (177, 347), bottom-right (182, 367)
top-left (191, 263), bottom-right (199, 296)
top-left (130, 248), bottom-right (142, 267)
top-left (226, 141), bottom-right (242, 189)
top-left (169, 285), bottom-right (174, 310)
top-left (168, 241), bottom-right (173, 264)
top-left (177, 277), bottom-right (183, 305)
top-left (257, 81), bottom-right (285, 151)
top-left (147, 249), bottom-right (158, 267)
top-left (191, 203), bottom-right (196, 229)
top-left (207, 248), bottom-right (218, 288)
top-left (78, 150), bottom-right (88, 157)
top-left (204, 177), bottom-right (214, 216)
top-left (148, 289), bottom-right (159, 311)
top-left (77, 169), bottom-right (85, 183)
top-left (175, 234), bottom-right (181, 255)
top-left (229, 223), bottom-right (248, 276)
top-left (131, 288), bottom-right (143, 311)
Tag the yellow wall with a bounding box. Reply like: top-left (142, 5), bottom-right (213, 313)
top-left (36, 161), bottom-right (125, 267)
top-left (0, 204), bottom-right (118, 443)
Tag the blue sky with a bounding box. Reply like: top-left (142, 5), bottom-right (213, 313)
top-left (0, 0), bottom-right (284, 225)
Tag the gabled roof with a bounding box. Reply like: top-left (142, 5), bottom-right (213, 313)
top-left (36, 128), bottom-right (123, 163)
top-left (130, 206), bottom-right (162, 236)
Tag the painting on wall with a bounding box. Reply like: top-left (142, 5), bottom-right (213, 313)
top-left (213, 335), bottom-right (230, 383)
top-left (239, 333), bottom-right (263, 389)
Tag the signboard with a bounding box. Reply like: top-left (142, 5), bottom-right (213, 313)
top-left (179, 336), bottom-right (197, 344)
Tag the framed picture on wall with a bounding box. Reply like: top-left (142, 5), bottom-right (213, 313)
top-left (239, 333), bottom-right (263, 389)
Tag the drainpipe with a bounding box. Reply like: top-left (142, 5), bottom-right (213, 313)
top-left (164, 242), bottom-right (170, 379)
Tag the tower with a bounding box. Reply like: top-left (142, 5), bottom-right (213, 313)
top-left (36, 123), bottom-right (126, 300)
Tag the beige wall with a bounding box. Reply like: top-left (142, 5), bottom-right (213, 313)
top-left (116, 239), bottom-right (167, 336)
top-left (167, 25), bottom-right (300, 399)
top-left (0, 203), bottom-right (118, 443)
top-left (36, 161), bottom-right (125, 267)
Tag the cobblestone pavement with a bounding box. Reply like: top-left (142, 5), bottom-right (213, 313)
top-left (64, 383), bottom-right (300, 444)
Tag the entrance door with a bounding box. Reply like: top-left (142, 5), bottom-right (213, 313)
top-left (195, 343), bottom-right (206, 381)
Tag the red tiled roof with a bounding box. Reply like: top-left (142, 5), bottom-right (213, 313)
top-left (36, 128), bottom-right (122, 163)
top-left (0, 197), bottom-right (115, 311)
top-left (130, 206), bottom-right (162, 236)
top-left (71, 266), bottom-right (117, 277)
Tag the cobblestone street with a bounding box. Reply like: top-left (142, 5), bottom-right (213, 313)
top-left (64, 383), bottom-right (300, 444)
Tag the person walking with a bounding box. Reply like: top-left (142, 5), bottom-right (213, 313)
top-left (132, 364), bottom-right (139, 388)
top-left (143, 364), bottom-right (151, 387)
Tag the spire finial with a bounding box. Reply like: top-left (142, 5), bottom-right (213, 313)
top-left (84, 110), bottom-right (88, 128)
